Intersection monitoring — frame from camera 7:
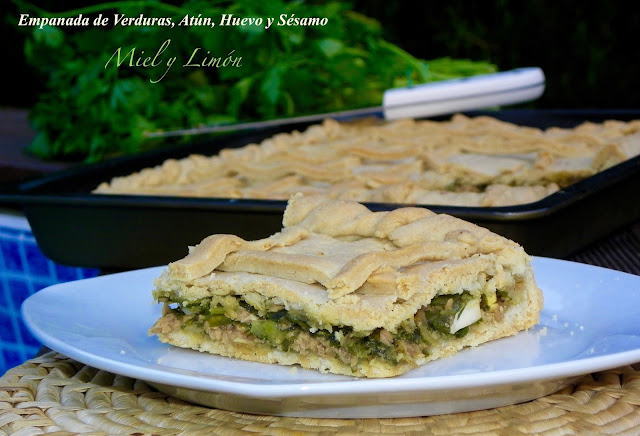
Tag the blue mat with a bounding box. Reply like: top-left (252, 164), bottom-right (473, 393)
top-left (0, 222), bottom-right (99, 375)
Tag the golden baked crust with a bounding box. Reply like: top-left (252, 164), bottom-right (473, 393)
top-left (149, 195), bottom-right (543, 378)
top-left (95, 114), bottom-right (640, 207)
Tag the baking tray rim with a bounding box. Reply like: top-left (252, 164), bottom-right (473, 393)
top-left (2, 151), bottom-right (638, 223)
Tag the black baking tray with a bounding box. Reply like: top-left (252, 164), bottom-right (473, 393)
top-left (2, 109), bottom-right (639, 271)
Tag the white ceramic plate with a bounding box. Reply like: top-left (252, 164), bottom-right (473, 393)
top-left (22, 257), bottom-right (640, 418)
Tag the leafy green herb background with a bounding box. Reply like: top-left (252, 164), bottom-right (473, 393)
top-left (2, 0), bottom-right (639, 162)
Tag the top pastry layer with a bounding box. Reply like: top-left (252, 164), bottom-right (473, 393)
top-left (164, 195), bottom-right (528, 306)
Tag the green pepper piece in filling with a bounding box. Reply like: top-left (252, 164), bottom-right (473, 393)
top-left (209, 306), bottom-right (227, 315)
top-left (250, 320), bottom-right (291, 350)
top-left (267, 309), bottom-right (288, 321)
top-left (207, 314), bottom-right (233, 327)
top-left (454, 326), bottom-right (470, 338)
top-left (184, 300), bottom-right (207, 315)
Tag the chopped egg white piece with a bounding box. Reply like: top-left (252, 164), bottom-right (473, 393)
top-left (450, 298), bottom-right (482, 334)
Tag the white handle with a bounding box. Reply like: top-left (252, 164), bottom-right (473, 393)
top-left (382, 67), bottom-right (545, 120)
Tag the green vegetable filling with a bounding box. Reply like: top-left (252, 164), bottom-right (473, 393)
top-left (165, 290), bottom-right (505, 366)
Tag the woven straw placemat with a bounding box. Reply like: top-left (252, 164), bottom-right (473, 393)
top-left (1, 352), bottom-right (640, 435)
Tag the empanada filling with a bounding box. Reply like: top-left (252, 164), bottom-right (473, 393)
top-left (155, 288), bottom-right (512, 368)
